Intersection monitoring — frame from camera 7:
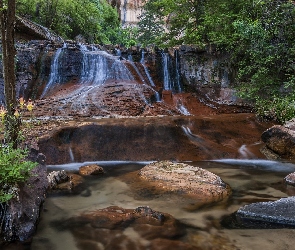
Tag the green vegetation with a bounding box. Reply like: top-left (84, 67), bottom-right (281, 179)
top-left (17, 0), bottom-right (121, 44)
top-left (138, 0), bottom-right (295, 123)
top-left (0, 99), bottom-right (38, 203)
top-left (0, 143), bottom-right (37, 202)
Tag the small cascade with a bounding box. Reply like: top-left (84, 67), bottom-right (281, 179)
top-left (81, 51), bottom-right (107, 85)
top-left (162, 52), bottom-right (172, 90)
top-left (69, 147), bottom-right (74, 162)
top-left (126, 53), bottom-right (160, 102)
top-left (238, 144), bottom-right (256, 158)
top-left (140, 50), bottom-right (156, 87)
top-left (178, 103), bottom-right (190, 116)
top-left (127, 54), bottom-right (146, 84)
top-left (174, 50), bottom-right (182, 92)
top-left (161, 51), bottom-right (183, 93)
top-left (41, 43), bottom-right (67, 98)
top-left (80, 50), bottom-right (134, 85)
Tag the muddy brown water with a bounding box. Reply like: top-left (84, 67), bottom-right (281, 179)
top-left (6, 113), bottom-right (295, 249)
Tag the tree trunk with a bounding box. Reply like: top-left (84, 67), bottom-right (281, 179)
top-left (0, 0), bottom-right (19, 148)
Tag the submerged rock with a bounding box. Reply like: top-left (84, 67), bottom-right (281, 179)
top-left (60, 205), bottom-right (197, 249)
top-left (233, 197), bottom-right (295, 228)
top-left (138, 161), bottom-right (231, 203)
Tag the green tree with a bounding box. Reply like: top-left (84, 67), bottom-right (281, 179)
top-left (17, 0), bottom-right (120, 44)
top-left (138, 0), bottom-right (206, 47)
top-left (139, 0), bottom-right (295, 122)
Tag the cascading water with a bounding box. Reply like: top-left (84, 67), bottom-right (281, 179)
top-left (162, 52), bottom-right (172, 91)
top-left (161, 51), bottom-right (183, 93)
top-left (80, 50), bottom-right (134, 85)
top-left (174, 50), bottom-right (182, 92)
top-left (140, 50), bottom-right (156, 87)
top-left (126, 53), bottom-right (160, 102)
top-left (127, 54), bottom-right (146, 84)
top-left (41, 43), bottom-right (67, 98)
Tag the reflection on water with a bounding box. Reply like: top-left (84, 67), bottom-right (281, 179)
top-left (29, 160), bottom-right (295, 250)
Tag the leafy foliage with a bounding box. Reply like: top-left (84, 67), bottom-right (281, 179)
top-left (0, 143), bottom-right (37, 203)
top-left (139, 0), bottom-right (295, 122)
top-left (0, 99), bottom-right (38, 203)
top-left (17, 0), bottom-right (120, 44)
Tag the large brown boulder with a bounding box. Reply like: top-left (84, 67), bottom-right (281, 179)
top-left (138, 161), bottom-right (231, 203)
top-left (261, 124), bottom-right (295, 157)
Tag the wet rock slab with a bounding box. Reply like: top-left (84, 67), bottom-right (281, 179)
top-left (234, 197), bottom-right (295, 228)
top-left (138, 161), bottom-right (231, 202)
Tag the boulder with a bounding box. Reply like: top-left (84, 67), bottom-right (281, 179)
top-left (138, 161), bottom-right (231, 203)
top-left (233, 197), bottom-right (295, 228)
top-left (261, 124), bottom-right (295, 158)
top-left (79, 164), bottom-right (104, 176)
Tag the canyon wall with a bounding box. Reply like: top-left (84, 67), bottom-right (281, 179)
top-left (108, 0), bottom-right (143, 26)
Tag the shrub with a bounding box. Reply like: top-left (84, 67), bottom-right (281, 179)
top-left (0, 98), bottom-right (38, 203)
top-left (0, 143), bottom-right (38, 203)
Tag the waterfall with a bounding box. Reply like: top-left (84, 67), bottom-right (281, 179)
top-left (161, 51), bottom-right (183, 93)
top-left (128, 53), bottom-right (161, 102)
top-left (80, 50), bottom-right (134, 85)
top-left (140, 50), bottom-right (156, 87)
top-left (69, 147), bottom-right (74, 162)
top-left (127, 54), bottom-right (146, 84)
top-left (81, 51), bottom-right (108, 85)
top-left (175, 50), bottom-right (182, 92)
top-left (41, 43), bottom-right (66, 98)
top-left (162, 52), bottom-right (172, 90)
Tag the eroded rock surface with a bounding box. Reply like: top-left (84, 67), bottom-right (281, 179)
top-left (138, 161), bottom-right (231, 202)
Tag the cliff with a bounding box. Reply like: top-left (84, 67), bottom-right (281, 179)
top-left (108, 0), bottom-right (143, 26)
